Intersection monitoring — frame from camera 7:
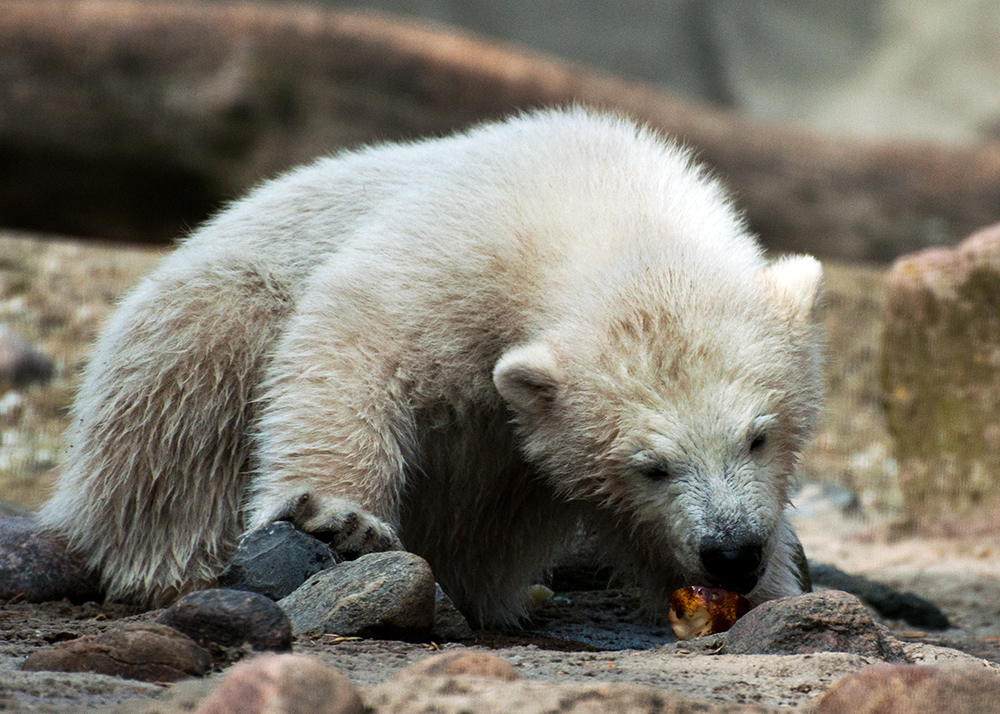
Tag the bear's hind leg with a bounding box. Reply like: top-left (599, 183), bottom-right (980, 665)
top-left (38, 262), bottom-right (293, 607)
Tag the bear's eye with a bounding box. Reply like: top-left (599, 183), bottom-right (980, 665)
top-left (642, 463), bottom-right (674, 481)
top-left (749, 433), bottom-right (768, 454)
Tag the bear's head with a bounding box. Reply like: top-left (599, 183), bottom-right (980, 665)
top-left (493, 254), bottom-right (823, 607)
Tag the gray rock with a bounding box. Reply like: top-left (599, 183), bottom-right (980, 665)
top-left (724, 590), bottom-right (907, 661)
top-left (156, 588), bottom-right (292, 652)
top-left (279, 551), bottom-right (435, 641)
top-left (432, 584), bottom-right (473, 642)
top-left (0, 515), bottom-right (102, 603)
top-left (217, 521), bottom-right (340, 601)
top-left (0, 325), bottom-right (53, 390)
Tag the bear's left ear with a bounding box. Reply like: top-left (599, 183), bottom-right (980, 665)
top-left (756, 254), bottom-right (823, 324)
top-left (493, 342), bottom-right (562, 417)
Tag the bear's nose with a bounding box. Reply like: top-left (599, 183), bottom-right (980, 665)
top-left (699, 539), bottom-right (762, 594)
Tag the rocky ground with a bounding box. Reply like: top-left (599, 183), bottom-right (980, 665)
top-left (1, 527), bottom-right (998, 713)
top-left (2, 229), bottom-right (1000, 712)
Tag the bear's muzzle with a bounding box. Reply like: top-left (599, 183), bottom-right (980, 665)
top-left (698, 536), bottom-right (763, 594)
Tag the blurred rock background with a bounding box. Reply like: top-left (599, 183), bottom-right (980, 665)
top-left (141, 0), bottom-right (1000, 145)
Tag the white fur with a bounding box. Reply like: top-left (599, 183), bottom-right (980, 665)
top-left (39, 107), bottom-right (823, 624)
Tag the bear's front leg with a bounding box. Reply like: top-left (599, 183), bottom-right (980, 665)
top-left (245, 275), bottom-right (415, 559)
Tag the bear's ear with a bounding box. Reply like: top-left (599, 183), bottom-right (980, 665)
top-left (757, 254), bottom-right (823, 323)
top-left (493, 342), bottom-right (562, 417)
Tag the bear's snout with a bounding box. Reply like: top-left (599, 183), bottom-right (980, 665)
top-left (698, 536), bottom-right (763, 594)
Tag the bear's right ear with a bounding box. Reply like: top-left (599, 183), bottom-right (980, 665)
top-left (493, 342), bottom-right (562, 417)
top-left (757, 254), bottom-right (824, 324)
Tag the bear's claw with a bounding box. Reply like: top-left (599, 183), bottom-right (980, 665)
top-left (272, 493), bottom-right (402, 558)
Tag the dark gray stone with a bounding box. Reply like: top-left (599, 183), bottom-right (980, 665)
top-left (217, 521), bottom-right (340, 601)
top-left (279, 551), bottom-right (435, 641)
top-left (0, 515), bottom-right (102, 603)
top-left (432, 583), bottom-right (473, 642)
top-left (157, 588), bottom-right (292, 652)
top-left (810, 561), bottom-right (951, 630)
top-left (724, 590), bottom-right (908, 661)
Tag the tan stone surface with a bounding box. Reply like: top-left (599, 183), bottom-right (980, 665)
top-left (392, 651), bottom-right (520, 681)
top-left (195, 654), bottom-right (364, 714)
top-left (365, 677), bottom-right (778, 714)
top-left (816, 663), bottom-right (1000, 714)
top-left (881, 222), bottom-right (1000, 531)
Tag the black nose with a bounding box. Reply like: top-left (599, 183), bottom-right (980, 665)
top-left (699, 539), bottom-right (763, 594)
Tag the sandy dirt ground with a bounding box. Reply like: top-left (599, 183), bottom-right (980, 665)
top-left (2, 230), bottom-right (999, 711)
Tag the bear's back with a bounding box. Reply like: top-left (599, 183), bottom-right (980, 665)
top-left (159, 108), bottom-right (762, 295)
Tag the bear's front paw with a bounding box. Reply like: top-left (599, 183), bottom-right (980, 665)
top-left (271, 493), bottom-right (402, 558)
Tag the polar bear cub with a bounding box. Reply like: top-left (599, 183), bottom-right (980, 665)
top-left (39, 107), bottom-right (823, 625)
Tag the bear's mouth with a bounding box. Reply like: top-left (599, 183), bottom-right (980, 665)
top-left (706, 570), bottom-right (761, 595)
